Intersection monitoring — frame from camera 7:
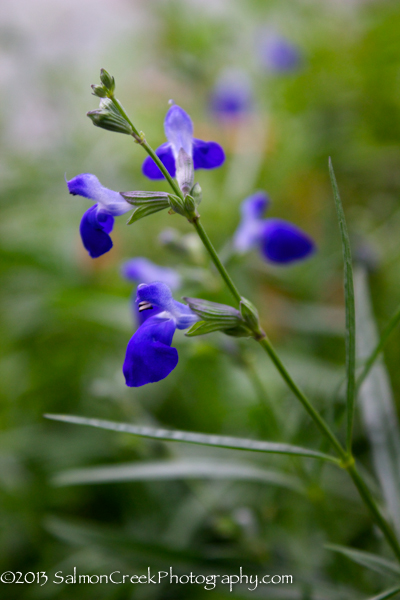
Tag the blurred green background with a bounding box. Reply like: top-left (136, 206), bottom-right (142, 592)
top-left (1, 0), bottom-right (400, 597)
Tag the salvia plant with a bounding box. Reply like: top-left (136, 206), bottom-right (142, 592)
top-left (47, 69), bottom-right (400, 598)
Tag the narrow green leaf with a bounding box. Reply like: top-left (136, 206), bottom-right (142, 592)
top-left (185, 319), bottom-right (247, 337)
top-left (325, 543), bottom-right (400, 578)
top-left (329, 158), bottom-right (356, 453)
top-left (120, 191), bottom-right (170, 205)
top-left (52, 458), bottom-right (305, 493)
top-left (354, 267), bottom-right (400, 537)
top-left (44, 414), bottom-right (339, 463)
top-left (126, 202), bottom-right (168, 224)
top-left (364, 587), bottom-right (400, 600)
top-left (183, 297), bottom-right (241, 320)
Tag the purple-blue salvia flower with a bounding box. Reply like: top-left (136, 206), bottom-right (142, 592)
top-left (67, 173), bottom-right (131, 258)
top-left (142, 105), bottom-right (225, 180)
top-left (260, 34), bottom-right (301, 73)
top-left (209, 70), bottom-right (253, 120)
top-left (233, 192), bottom-right (315, 264)
top-left (123, 282), bottom-right (198, 387)
top-left (122, 258), bottom-right (182, 291)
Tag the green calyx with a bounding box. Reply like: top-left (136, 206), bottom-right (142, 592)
top-left (183, 297), bottom-right (252, 338)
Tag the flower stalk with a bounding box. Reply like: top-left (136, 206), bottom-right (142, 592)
top-left (134, 131), bottom-right (400, 563)
top-left (82, 73), bottom-right (400, 563)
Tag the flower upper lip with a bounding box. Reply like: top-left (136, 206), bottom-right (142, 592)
top-left (142, 105), bottom-right (225, 180)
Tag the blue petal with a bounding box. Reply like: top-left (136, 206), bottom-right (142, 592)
top-left (192, 139), bottom-right (225, 170)
top-left (136, 282), bottom-right (198, 329)
top-left (121, 258), bottom-right (182, 290)
top-left (232, 219), bottom-right (263, 253)
top-left (79, 205), bottom-right (114, 258)
top-left (123, 316), bottom-right (178, 387)
top-left (260, 219), bottom-right (315, 264)
top-left (136, 282), bottom-right (175, 312)
top-left (142, 143), bottom-right (176, 180)
top-left (209, 71), bottom-right (253, 118)
top-left (240, 192), bottom-right (270, 219)
top-left (67, 173), bottom-right (131, 216)
top-left (232, 193), bottom-right (270, 253)
top-left (164, 105), bottom-right (193, 157)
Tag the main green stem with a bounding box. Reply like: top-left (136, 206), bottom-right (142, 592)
top-left (127, 128), bottom-right (400, 561)
top-left (192, 220), bottom-right (242, 303)
top-left (258, 336), bottom-right (345, 459)
top-left (347, 463), bottom-right (400, 562)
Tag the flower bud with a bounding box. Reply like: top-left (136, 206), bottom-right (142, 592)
top-left (91, 84), bottom-right (107, 98)
top-left (184, 194), bottom-right (196, 214)
top-left (87, 98), bottom-right (133, 135)
top-left (240, 297), bottom-right (265, 338)
top-left (99, 68), bottom-right (115, 93)
top-left (87, 110), bottom-right (133, 134)
top-left (167, 194), bottom-right (186, 217)
top-left (190, 182), bottom-right (202, 206)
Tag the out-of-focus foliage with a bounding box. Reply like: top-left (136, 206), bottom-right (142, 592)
top-left (1, 0), bottom-right (400, 597)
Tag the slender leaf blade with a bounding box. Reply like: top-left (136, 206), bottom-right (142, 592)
top-left (325, 543), bottom-right (400, 578)
top-left (53, 458), bottom-right (304, 492)
top-left (126, 202), bottom-right (168, 224)
top-left (329, 159), bottom-right (356, 452)
top-left (44, 414), bottom-right (339, 463)
top-left (364, 587), bottom-right (400, 600)
top-left (185, 320), bottom-right (247, 337)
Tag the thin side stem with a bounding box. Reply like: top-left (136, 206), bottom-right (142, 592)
top-left (192, 219), bottom-right (242, 304)
top-left (141, 140), bottom-right (182, 198)
top-left (110, 96), bottom-right (183, 198)
top-left (110, 97), bottom-right (141, 138)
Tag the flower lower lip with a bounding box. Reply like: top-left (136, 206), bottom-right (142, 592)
top-left (138, 301), bottom-right (153, 312)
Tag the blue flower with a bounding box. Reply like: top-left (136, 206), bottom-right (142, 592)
top-left (209, 70), bottom-right (253, 120)
top-left (67, 173), bottom-right (131, 258)
top-left (122, 258), bottom-right (182, 290)
top-left (123, 282), bottom-right (198, 387)
top-left (260, 34), bottom-right (301, 73)
top-left (233, 192), bottom-right (315, 264)
top-left (142, 105), bottom-right (225, 180)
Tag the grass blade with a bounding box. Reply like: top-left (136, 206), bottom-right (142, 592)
top-left (52, 458), bottom-right (304, 492)
top-left (329, 158), bottom-right (356, 453)
top-left (364, 587), bottom-right (400, 600)
top-left (44, 414), bottom-right (339, 463)
top-left (355, 266), bottom-right (400, 537)
top-left (325, 543), bottom-right (400, 578)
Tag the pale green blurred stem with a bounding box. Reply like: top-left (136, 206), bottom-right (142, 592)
top-left (356, 301), bottom-right (400, 392)
top-left (123, 129), bottom-right (400, 561)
